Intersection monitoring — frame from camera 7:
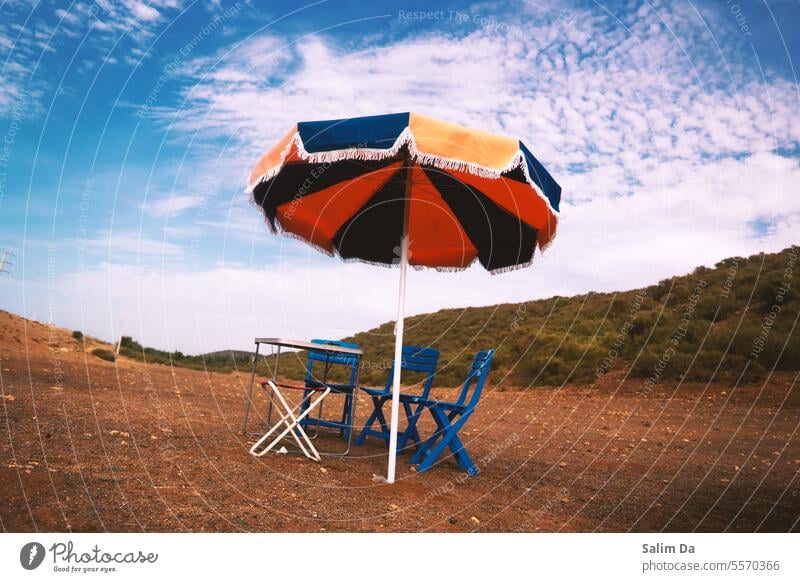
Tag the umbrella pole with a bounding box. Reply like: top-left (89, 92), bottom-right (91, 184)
top-left (387, 161), bottom-right (412, 484)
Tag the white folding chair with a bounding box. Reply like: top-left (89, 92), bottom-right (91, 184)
top-left (249, 380), bottom-right (331, 461)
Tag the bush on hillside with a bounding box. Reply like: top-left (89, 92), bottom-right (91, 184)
top-left (92, 348), bottom-right (116, 362)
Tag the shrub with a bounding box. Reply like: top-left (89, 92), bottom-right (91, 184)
top-left (650, 278), bottom-right (672, 302)
top-left (694, 297), bottom-right (725, 320)
top-left (92, 348), bottom-right (116, 362)
top-left (72, 330), bottom-right (83, 341)
top-left (776, 333), bottom-right (800, 371)
top-left (120, 336), bottom-right (142, 350)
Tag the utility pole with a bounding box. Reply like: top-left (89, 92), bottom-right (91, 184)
top-left (0, 250), bottom-right (13, 275)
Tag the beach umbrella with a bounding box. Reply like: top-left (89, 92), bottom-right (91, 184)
top-left (247, 112), bottom-right (561, 483)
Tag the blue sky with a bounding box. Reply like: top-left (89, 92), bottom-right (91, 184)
top-left (1, 0), bottom-right (798, 353)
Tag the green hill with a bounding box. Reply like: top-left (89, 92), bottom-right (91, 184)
top-left (341, 245), bottom-right (798, 388)
top-left (110, 245), bottom-right (799, 389)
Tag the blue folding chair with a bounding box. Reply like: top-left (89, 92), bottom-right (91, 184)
top-left (355, 346), bottom-right (440, 451)
top-left (409, 349), bottom-right (495, 475)
top-left (296, 339), bottom-right (361, 455)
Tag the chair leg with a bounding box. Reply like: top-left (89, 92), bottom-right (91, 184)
top-left (272, 386), bottom-right (327, 462)
top-left (334, 391), bottom-right (355, 455)
top-left (443, 429), bottom-right (474, 474)
top-left (253, 399), bottom-right (314, 459)
top-left (250, 385), bottom-right (330, 460)
top-left (343, 388), bottom-right (357, 455)
top-left (299, 388), bottom-right (323, 439)
top-left (355, 397), bottom-right (382, 445)
top-left (435, 410), bottom-right (473, 471)
top-left (339, 393), bottom-right (353, 440)
top-left (355, 403), bottom-right (379, 445)
top-left (410, 407), bottom-right (447, 464)
top-left (337, 394), bottom-right (347, 437)
top-left (251, 394), bottom-right (303, 457)
top-left (401, 402), bottom-right (425, 451)
top-left (416, 410), bottom-right (478, 475)
top-left (414, 410), bottom-right (456, 471)
top-left (355, 396), bottom-right (390, 445)
top-left (375, 398), bottom-right (390, 433)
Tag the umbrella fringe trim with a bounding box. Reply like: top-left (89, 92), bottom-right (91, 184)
top-left (251, 182), bottom-right (555, 273)
top-left (267, 225), bottom-right (336, 257)
top-left (248, 129), bottom-right (560, 216)
top-left (539, 227), bottom-right (557, 253)
top-left (265, 225), bottom-right (545, 276)
top-left (487, 255), bottom-right (536, 275)
top-left (339, 256), bottom-right (480, 273)
top-left (265, 223), bottom-right (481, 272)
top-left (252, 195), bottom-right (555, 274)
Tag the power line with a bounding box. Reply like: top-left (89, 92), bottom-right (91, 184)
top-left (0, 250), bottom-right (14, 275)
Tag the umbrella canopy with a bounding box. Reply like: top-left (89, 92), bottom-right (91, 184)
top-left (248, 112), bottom-right (561, 482)
top-left (248, 112), bottom-right (560, 272)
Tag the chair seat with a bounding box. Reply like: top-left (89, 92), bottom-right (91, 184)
top-left (355, 390), bottom-right (430, 450)
top-left (260, 380), bottom-right (328, 392)
top-left (407, 396), bottom-right (466, 413)
top-left (306, 380), bottom-right (356, 393)
top-left (362, 387), bottom-right (422, 401)
top-left (361, 386), bottom-right (389, 397)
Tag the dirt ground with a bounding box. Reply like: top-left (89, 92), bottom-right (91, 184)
top-left (1, 310), bottom-right (798, 532)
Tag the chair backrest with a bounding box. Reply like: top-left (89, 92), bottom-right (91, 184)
top-left (382, 346), bottom-right (440, 398)
top-left (454, 349), bottom-right (495, 409)
top-left (305, 339), bottom-right (360, 387)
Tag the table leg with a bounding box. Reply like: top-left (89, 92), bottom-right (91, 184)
top-left (266, 345), bottom-right (281, 429)
top-left (342, 356), bottom-right (361, 456)
top-left (308, 358), bottom-right (332, 440)
top-left (242, 341), bottom-right (260, 434)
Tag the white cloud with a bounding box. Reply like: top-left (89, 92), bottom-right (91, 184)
top-left (161, 4), bottom-right (800, 180)
top-left (0, 0), bottom-right (187, 116)
top-left (163, 225), bottom-right (200, 239)
top-left (142, 194), bottom-right (202, 218)
top-left (124, 0), bottom-right (161, 22)
top-left (82, 230), bottom-right (185, 256)
top-left (164, 12), bottom-right (796, 205)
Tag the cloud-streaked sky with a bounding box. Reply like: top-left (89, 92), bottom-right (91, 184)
top-left (1, 0), bottom-right (798, 353)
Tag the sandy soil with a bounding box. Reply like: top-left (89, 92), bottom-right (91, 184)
top-left (1, 309), bottom-right (798, 532)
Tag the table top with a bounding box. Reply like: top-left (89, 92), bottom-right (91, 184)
top-left (254, 337), bottom-right (363, 355)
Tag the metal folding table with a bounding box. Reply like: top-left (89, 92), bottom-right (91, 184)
top-left (241, 338), bottom-right (363, 456)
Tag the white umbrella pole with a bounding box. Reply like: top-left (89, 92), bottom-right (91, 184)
top-left (386, 233), bottom-right (407, 484)
top-left (387, 163), bottom-right (412, 484)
